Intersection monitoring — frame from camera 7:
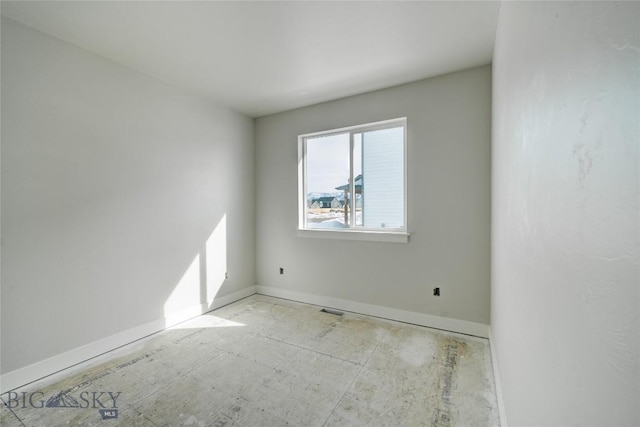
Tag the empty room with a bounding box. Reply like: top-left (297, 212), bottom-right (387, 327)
top-left (1, 1), bottom-right (638, 426)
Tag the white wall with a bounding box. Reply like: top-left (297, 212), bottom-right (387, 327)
top-left (492, 2), bottom-right (639, 425)
top-left (1, 18), bottom-right (255, 379)
top-left (256, 66), bottom-right (491, 327)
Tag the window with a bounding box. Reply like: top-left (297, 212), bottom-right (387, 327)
top-left (298, 118), bottom-right (408, 243)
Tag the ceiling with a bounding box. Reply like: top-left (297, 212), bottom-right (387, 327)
top-left (1, 1), bottom-right (500, 117)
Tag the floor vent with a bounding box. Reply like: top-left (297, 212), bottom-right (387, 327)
top-left (320, 308), bottom-right (344, 316)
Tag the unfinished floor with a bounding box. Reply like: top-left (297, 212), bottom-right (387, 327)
top-left (1, 295), bottom-right (499, 426)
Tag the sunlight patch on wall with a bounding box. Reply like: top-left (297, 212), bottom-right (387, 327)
top-left (164, 254), bottom-right (201, 316)
top-left (163, 214), bottom-right (228, 324)
top-left (205, 214), bottom-right (227, 306)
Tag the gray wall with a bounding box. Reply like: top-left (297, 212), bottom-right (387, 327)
top-left (1, 18), bottom-right (256, 374)
top-left (256, 66), bottom-right (491, 325)
top-left (491, 2), bottom-right (639, 425)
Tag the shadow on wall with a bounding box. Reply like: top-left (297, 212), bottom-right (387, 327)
top-left (163, 214), bottom-right (229, 327)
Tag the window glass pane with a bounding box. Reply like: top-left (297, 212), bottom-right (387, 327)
top-left (305, 133), bottom-right (350, 229)
top-left (361, 126), bottom-right (404, 229)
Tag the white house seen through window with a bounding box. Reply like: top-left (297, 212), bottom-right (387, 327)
top-left (298, 118), bottom-right (407, 237)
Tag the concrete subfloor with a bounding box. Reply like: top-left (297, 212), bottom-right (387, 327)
top-left (1, 295), bottom-right (500, 426)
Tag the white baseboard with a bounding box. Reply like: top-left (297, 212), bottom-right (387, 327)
top-left (256, 285), bottom-right (489, 338)
top-left (0, 286), bottom-right (257, 394)
top-left (1, 285), bottom-right (489, 394)
top-left (489, 327), bottom-right (508, 427)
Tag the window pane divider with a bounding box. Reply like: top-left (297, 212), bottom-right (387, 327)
top-left (349, 131), bottom-right (355, 228)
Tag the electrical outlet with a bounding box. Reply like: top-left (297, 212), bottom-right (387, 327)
top-left (279, 267), bottom-right (284, 275)
top-left (433, 287), bottom-right (440, 296)
top-left (225, 272), bottom-right (228, 279)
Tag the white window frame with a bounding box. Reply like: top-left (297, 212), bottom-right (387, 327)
top-left (297, 118), bottom-right (409, 243)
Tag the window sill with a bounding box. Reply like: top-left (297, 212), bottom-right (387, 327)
top-left (297, 228), bottom-right (409, 243)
